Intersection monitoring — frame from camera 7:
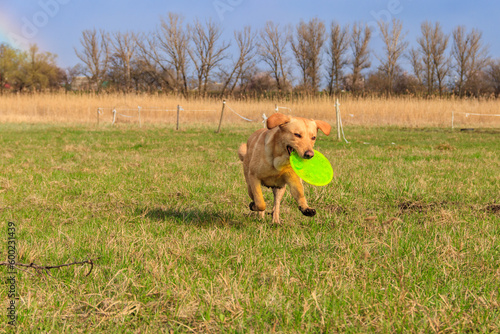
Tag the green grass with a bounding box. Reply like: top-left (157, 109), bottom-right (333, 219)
top-left (1, 123), bottom-right (499, 333)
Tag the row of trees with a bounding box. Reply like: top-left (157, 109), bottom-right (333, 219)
top-left (1, 13), bottom-right (500, 97)
top-left (0, 44), bottom-right (65, 93)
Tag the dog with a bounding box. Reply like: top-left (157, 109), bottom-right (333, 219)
top-left (238, 112), bottom-right (331, 224)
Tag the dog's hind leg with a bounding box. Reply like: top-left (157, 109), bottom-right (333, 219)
top-left (238, 143), bottom-right (247, 161)
top-left (271, 186), bottom-right (286, 224)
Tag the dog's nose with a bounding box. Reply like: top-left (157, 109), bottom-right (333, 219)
top-left (304, 150), bottom-right (314, 159)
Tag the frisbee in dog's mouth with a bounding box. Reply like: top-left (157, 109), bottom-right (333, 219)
top-left (287, 145), bottom-right (294, 155)
top-left (289, 150), bottom-right (333, 186)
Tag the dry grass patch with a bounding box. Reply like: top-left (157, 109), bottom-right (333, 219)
top-left (0, 93), bottom-right (499, 128)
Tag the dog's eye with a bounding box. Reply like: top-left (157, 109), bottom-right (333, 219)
top-left (294, 133), bottom-right (302, 138)
top-left (312, 136), bottom-right (316, 140)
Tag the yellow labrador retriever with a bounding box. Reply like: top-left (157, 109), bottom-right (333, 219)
top-left (238, 112), bottom-right (331, 224)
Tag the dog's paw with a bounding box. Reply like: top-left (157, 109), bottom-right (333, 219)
top-left (249, 202), bottom-right (266, 212)
top-left (270, 211), bottom-right (282, 225)
top-left (299, 206), bottom-right (316, 217)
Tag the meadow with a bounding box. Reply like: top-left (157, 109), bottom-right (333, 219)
top-left (0, 94), bottom-right (499, 332)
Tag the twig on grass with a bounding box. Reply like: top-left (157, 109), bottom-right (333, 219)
top-left (0, 258), bottom-right (99, 276)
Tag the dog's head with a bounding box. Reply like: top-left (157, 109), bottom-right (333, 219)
top-left (267, 112), bottom-right (331, 159)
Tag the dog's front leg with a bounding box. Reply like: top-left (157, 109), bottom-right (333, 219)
top-left (248, 175), bottom-right (266, 219)
top-left (272, 186), bottom-right (286, 224)
top-left (287, 175), bottom-right (316, 217)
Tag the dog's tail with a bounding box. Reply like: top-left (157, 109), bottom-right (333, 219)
top-left (237, 143), bottom-right (247, 161)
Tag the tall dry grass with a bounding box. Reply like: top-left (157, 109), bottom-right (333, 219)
top-left (0, 92), bottom-right (499, 128)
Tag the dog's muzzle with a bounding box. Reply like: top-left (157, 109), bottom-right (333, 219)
top-left (303, 150), bottom-right (314, 159)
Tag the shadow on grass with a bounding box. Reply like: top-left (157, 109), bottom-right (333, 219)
top-left (135, 206), bottom-right (247, 229)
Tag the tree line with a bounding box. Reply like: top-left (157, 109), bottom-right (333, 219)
top-left (1, 13), bottom-right (500, 97)
top-left (0, 44), bottom-right (64, 93)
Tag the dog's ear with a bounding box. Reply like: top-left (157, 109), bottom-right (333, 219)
top-left (267, 113), bottom-right (291, 129)
top-left (315, 120), bottom-right (331, 136)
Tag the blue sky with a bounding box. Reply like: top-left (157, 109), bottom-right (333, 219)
top-left (1, 0), bottom-right (499, 70)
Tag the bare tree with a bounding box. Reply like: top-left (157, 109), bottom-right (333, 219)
top-left (135, 13), bottom-right (190, 96)
top-left (487, 59), bottom-right (500, 96)
top-left (451, 25), bottom-right (469, 96)
top-left (136, 32), bottom-right (174, 92)
top-left (417, 21), bottom-right (435, 95)
top-left (74, 28), bottom-right (110, 90)
top-left (376, 18), bottom-right (408, 95)
top-left (452, 26), bottom-right (489, 96)
top-left (407, 47), bottom-right (424, 86)
top-left (109, 31), bottom-right (137, 92)
top-left (63, 64), bottom-right (84, 91)
top-left (417, 21), bottom-right (450, 96)
top-left (188, 18), bottom-right (230, 96)
top-left (431, 24), bottom-right (450, 96)
top-left (258, 21), bottom-right (292, 92)
top-left (158, 13), bottom-right (190, 96)
top-left (291, 18), bottom-right (326, 92)
top-left (220, 26), bottom-right (256, 96)
top-left (291, 23), bottom-right (310, 90)
top-left (350, 22), bottom-right (372, 92)
top-left (325, 21), bottom-right (350, 94)
top-left (235, 61), bottom-right (258, 94)
top-left (129, 55), bottom-right (166, 92)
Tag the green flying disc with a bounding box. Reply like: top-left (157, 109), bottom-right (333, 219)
top-left (290, 150), bottom-right (333, 186)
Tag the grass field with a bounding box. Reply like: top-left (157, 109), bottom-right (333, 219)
top-left (1, 122), bottom-right (499, 333)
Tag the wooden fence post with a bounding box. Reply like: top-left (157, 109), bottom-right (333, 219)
top-left (138, 106), bottom-right (142, 128)
top-left (176, 105), bottom-right (180, 130)
top-left (216, 100), bottom-right (226, 133)
top-left (335, 99), bottom-right (341, 141)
